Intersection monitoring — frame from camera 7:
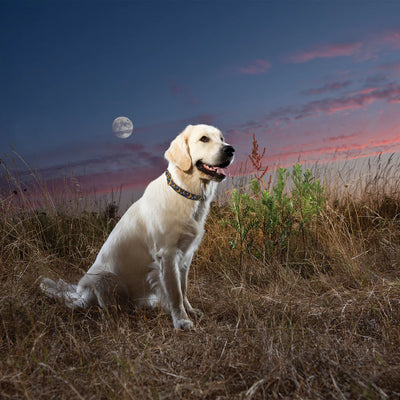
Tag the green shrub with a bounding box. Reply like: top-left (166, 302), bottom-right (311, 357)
top-left (224, 163), bottom-right (326, 263)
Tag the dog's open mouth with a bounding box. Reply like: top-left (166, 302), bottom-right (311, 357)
top-left (196, 160), bottom-right (230, 181)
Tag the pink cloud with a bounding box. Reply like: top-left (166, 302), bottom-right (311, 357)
top-left (268, 82), bottom-right (400, 121)
top-left (370, 135), bottom-right (400, 147)
top-left (373, 28), bottom-right (400, 49)
top-left (5, 115), bottom-right (225, 199)
top-left (228, 105), bottom-right (400, 172)
top-left (3, 152), bottom-right (167, 205)
top-left (75, 166), bottom-right (164, 195)
top-left (287, 42), bottom-right (362, 63)
top-left (237, 59), bottom-right (272, 75)
top-left (323, 133), bottom-right (359, 143)
top-left (286, 28), bottom-right (400, 65)
top-left (266, 133), bottom-right (400, 165)
top-left (3, 139), bottom-right (170, 199)
top-left (301, 80), bottom-right (353, 95)
top-left (349, 87), bottom-right (377, 96)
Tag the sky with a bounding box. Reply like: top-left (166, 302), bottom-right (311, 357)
top-left (1, 0), bottom-right (400, 204)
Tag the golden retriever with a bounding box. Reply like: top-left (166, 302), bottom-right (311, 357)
top-left (40, 124), bottom-right (235, 329)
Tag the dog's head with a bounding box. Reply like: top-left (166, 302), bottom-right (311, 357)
top-left (164, 124), bottom-right (235, 182)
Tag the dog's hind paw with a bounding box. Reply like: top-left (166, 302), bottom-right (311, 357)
top-left (40, 277), bottom-right (58, 297)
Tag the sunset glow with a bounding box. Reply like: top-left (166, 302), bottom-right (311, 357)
top-left (1, 1), bottom-right (400, 203)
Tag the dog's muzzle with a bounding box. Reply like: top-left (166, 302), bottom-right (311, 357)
top-left (196, 144), bottom-right (235, 181)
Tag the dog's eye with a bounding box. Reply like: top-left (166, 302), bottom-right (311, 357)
top-left (200, 136), bottom-right (209, 143)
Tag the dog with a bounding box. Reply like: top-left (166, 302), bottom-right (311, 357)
top-left (40, 124), bottom-right (235, 329)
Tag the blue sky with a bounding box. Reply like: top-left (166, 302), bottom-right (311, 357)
top-left (1, 0), bottom-right (400, 198)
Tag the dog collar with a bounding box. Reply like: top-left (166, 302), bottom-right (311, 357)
top-left (165, 170), bottom-right (205, 201)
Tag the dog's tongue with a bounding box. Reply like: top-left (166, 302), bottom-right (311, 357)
top-left (201, 162), bottom-right (226, 177)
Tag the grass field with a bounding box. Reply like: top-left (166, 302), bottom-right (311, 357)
top-left (1, 150), bottom-right (400, 399)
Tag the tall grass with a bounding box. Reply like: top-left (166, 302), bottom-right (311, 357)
top-left (1, 147), bottom-right (400, 399)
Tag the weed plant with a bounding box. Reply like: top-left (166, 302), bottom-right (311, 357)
top-left (1, 147), bottom-right (400, 399)
top-left (223, 163), bottom-right (325, 268)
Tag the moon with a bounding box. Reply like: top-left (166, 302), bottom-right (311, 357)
top-left (112, 116), bottom-right (133, 139)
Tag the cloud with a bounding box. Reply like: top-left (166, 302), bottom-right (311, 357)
top-left (28, 142), bottom-right (146, 179)
top-left (377, 60), bottom-right (400, 73)
top-left (168, 80), bottom-right (200, 105)
top-left (5, 113), bottom-right (221, 198)
top-left (135, 113), bottom-right (216, 136)
top-left (373, 28), bottom-right (400, 49)
top-left (237, 59), bottom-right (272, 75)
top-left (268, 82), bottom-right (400, 121)
top-left (286, 42), bottom-right (362, 63)
top-left (323, 133), bottom-right (359, 143)
top-left (365, 74), bottom-right (389, 84)
top-left (265, 132), bottom-right (400, 165)
top-left (286, 28), bottom-right (400, 64)
top-left (301, 80), bottom-right (353, 96)
top-left (225, 97), bottom-right (400, 171)
top-left (224, 82), bottom-right (400, 164)
top-left (39, 163), bottom-right (165, 200)
top-left (2, 140), bottom-right (167, 198)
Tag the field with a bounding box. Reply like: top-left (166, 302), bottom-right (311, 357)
top-left (1, 150), bottom-right (400, 399)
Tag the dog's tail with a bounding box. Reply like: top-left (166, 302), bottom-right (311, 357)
top-left (40, 277), bottom-right (90, 309)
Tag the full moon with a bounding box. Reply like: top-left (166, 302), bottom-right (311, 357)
top-left (112, 116), bottom-right (133, 139)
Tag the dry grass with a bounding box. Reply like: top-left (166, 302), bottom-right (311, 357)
top-left (2, 154), bottom-right (400, 399)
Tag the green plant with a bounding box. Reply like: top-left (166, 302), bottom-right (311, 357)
top-left (291, 163), bottom-right (326, 249)
top-left (224, 136), bottom-right (326, 264)
top-left (253, 164), bottom-right (325, 261)
top-left (220, 188), bottom-right (259, 267)
top-left (250, 167), bottom-right (294, 260)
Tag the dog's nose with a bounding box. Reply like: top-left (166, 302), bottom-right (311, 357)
top-left (222, 145), bottom-right (235, 157)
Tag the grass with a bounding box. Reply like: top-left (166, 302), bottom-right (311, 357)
top-left (2, 151), bottom-right (400, 399)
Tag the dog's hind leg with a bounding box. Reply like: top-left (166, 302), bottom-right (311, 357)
top-left (40, 277), bottom-right (96, 309)
top-left (77, 272), bottom-right (127, 308)
top-left (41, 271), bottom-right (124, 309)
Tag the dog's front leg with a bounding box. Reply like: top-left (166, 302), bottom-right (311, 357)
top-left (161, 252), bottom-right (194, 330)
top-left (181, 254), bottom-right (203, 318)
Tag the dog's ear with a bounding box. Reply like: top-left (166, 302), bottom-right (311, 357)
top-left (164, 125), bottom-right (192, 171)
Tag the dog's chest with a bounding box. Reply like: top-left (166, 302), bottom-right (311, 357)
top-left (176, 202), bottom-right (209, 253)
top-left (192, 199), bottom-right (210, 223)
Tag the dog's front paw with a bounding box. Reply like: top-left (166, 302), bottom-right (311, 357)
top-left (173, 318), bottom-right (194, 330)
